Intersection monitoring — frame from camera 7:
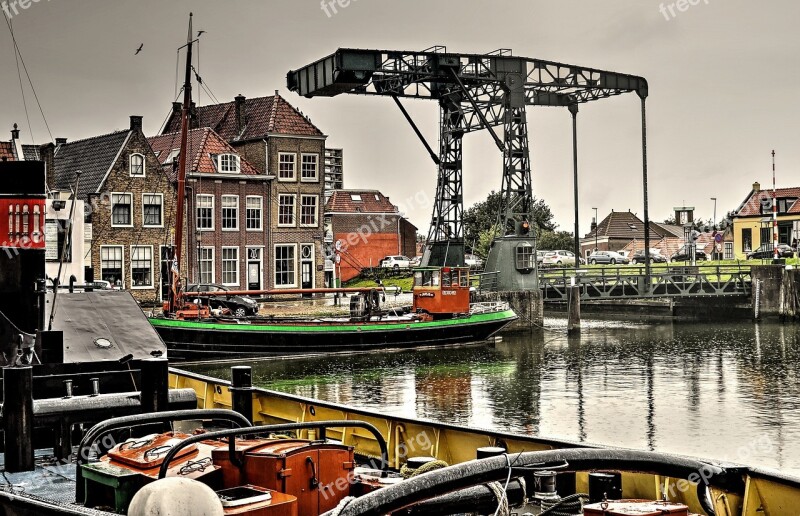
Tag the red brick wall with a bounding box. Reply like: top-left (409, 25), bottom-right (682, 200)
top-left (334, 232), bottom-right (400, 282)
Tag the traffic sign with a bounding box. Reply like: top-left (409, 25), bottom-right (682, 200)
top-left (716, 243), bottom-right (722, 253)
top-left (714, 233), bottom-right (723, 243)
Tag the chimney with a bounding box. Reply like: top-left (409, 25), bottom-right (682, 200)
top-left (40, 142), bottom-right (56, 191)
top-left (11, 123), bottom-right (24, 161)
top-left (235, 94), bottom-right (246, 135)
top-left (172, 102), bottom-right (182, 114)
top-left (189, 102), bottom-right (199, 129)
top-left (130, 115), bottom-right (143, 132)
top-left (10, 123), bottom-right (19, 140)
top-left (753, 181), bottom-right (761, 193)
top-left (55, 137), bottom-right (67, 145)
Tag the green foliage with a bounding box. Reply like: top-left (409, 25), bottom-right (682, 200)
top-left (538, 230), bottom-right (575, 251)
top-left (463, 191), bottom-right (558, 252)
top-left (474, 224), bottom-right (502, 259)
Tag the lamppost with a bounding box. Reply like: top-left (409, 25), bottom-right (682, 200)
top-left (592, 207), bottom-right (598, 253)
top-left (710, 197), bottom-right (717, 260)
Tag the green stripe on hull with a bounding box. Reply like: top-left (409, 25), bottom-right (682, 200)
top-left (149, 309), bottom-right (517, 333)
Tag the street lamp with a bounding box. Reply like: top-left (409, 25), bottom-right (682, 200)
top-left (592, 207), bottom-right (598, 253)
top-left (710, 197), bottom-right (717, 229)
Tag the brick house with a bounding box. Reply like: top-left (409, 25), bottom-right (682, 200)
top-left (46, 116), bottom-right (176, 303)
top-left (148, 128), bottom-right (272, 290)
top-left (163, 91), bottom-right (326, 290)
top-left (580, 210), bottom-right (681, 259)
top-left (732, 181), bottom-right (800, 259)
top-left (325, 189), bottom-right (418, 282)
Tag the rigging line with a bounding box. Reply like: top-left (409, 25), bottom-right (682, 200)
top-left (3, 11), bottom-right (53, 142)
top-left (5, 14), bottom-right (33, 144)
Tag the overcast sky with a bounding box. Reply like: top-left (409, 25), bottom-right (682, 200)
top-left (1, 0), bottom-right (798, 234)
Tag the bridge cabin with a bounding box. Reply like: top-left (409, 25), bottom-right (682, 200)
top-left (412, 266), bottom-right (471, 318)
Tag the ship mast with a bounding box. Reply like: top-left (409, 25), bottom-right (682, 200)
top-left (168, 13), bottom-right (194, 313)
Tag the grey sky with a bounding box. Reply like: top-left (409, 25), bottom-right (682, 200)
top-left (2, 0), bottom-right (798, 234)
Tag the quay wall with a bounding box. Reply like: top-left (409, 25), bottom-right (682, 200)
top-left (473, 290), bottom-right (543, 330)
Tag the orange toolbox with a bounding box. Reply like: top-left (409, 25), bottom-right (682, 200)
top-left (584, 500), bottom-right (692, 516)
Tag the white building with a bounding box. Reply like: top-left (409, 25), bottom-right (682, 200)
top-left (45, 197), bottom-right (87, 286)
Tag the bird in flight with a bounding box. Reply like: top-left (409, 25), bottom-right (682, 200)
top-left (135, 43), bottom-right (143, 55)
top-left (197, 30), bottom-right (206, 37)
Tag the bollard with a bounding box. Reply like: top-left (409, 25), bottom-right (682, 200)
top-left (567, 285), bottom-right (581, 334)
top-left (3, 366), bottom-right (34, 472)
top-left (230, 366), bottom-right (254, 424)
top-left (140, 358), bottom-right (169, 413)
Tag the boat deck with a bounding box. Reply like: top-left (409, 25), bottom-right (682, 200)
top-left (0, 448), bottom-right (114, 515)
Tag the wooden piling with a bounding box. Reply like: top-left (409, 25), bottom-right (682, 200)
top-left (3, 366), bottom-right (34, 472)
top-left (567, 286), bottom-right (581, 334)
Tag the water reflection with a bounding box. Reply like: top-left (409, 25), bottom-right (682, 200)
top-left (188, 318), bottom-right (800, 475)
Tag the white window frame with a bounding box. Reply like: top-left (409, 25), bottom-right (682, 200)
top-left (111, 192), bottom-right (133, 228)
top-left (196, 194), bottom-right (214, 231)
top-left (199, 246), bottom-right (215, 284)
top-left (142, 193), bottom-right (164, 228)
top-left (278, 194), bottom-right (296, 227)
top-left (274, 243), bottom-right (297, 288)
top-left (278, 152), bottom-right (296, 181)
top-left (218, 154), bottom-right (240, 174)
top-left (129, 153), bottom-right (145, 177)
top-left (300, 195), bottom-right (318, 228)
top-left (724, 242), bottom-right (734, 260)
top-left (100, 245), bottom-right (125, 288)
top-left (221, 246), bottom-right (240, 286)
top-left (165, 149), bottom-right (180, 164)
top-left (245, 196), bottom-right (263, 231)
top-left (130, 245), bottom-right (154, 289)
top-left (300, 153), bottom-right (319, 182)
top-left (221, 195), bottom-right (239, 231)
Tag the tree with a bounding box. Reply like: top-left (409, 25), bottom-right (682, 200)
top-left (463, 191), bottom-right (558, 252)
top-left (538, 230), bottom-right (575, 251)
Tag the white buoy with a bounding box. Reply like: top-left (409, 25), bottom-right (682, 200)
top-left (128, 477), bottom-right (223, 516)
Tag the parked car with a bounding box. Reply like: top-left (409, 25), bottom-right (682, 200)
top-left (746, 244), bottom-right (794, 260)
top-left (587, 251), bottom-right (630, 265)
top-left (669, 246), bottom-right (708, 263)
top-left (536, 250), bottom-right (546, 266)
top-left (380, 255), bottom-right (413, 269)
top-left (631, 250), bottom-right (667, 264)
top-left (541, 250), bottom-right (577, 267)
top-left (185, 284), bottom-right (259, 317)
top-left (464, 254), bottom-right (484, 269)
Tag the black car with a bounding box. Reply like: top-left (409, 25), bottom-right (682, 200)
top-left (631, 250), bottom-right (667, 264)
top-left (185, 284), bottom-right (259, 317)
top-left (746, 244), bottom-right (794, 260)
top-left (670, 246), bottom-right (708, 263)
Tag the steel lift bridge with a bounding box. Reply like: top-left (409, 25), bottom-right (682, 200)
top-left (288, 47), bottom-right (651, 291)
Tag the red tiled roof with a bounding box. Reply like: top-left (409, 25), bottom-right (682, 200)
top-left (326, 190), bottom-right (399, 214)
top-left (585, 210), bottom-right (675, 240)
top-left (162, 93), bottom-right (323, 140)
top-left (738, 187), bottom-right (800, 216)
top-left (0, 141), bottom-right (15, 161)
top-left (147, 128), bottom-right (260, 180)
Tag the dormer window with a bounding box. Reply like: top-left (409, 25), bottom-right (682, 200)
top-left (350, 194), bottom-right (362, 202)
top-left (166, 149), bottom-right (180, 164)
top-left (218, 154), bottom-right (240, 173)
top-left (130, 153), bottom-right (145, 176)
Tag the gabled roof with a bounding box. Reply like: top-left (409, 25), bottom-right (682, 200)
top-left (0, 141), bottom-right (15, 161)
top-left (21, 144), bottom-right (40, 161)
top-left (585, 210), bottom-right (673, 240)
top-left (162, 92), bottom-right (324, 141)
top-left (326, 190), bottom-right (399, 214)
top-left (147, 128), bottom-right (261, 181)
top-left (651, 223), bottom-right (684, 238)
top-left (51, 130), bottom-right (131, 199)
top-left (737, 187), bottom-right (800, 216)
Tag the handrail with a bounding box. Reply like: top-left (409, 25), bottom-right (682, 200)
top-left (156, 419), bottom-right (390, 479)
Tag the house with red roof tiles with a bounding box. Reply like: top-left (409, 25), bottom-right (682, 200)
top-left (162, 91), bottom-right (326, 290)
top-left (148, 128), bottom-right (272, 290)
top-left (732, 181), bottom-right (800, 259)
top-left (324, 190), bottom-right (418, 282)
top-left (579, 210), bottom-right (682, 259)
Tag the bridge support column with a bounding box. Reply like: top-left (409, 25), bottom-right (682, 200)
top-left (567, 286), bottom-right (581, 335)
top-left (473, 290), bottom-right (542, 330)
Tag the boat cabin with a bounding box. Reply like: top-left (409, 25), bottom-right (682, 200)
top-left (412, 266), bottom-right (471, 317)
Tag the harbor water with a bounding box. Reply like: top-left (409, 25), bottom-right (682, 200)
top-left (187, 317), bottom-right (800, 476)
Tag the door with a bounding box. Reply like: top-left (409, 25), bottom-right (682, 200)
top-left (159, 246), bottom-right (172, 302)
top-left (301, 262), bottom-right (313, 289)
top-left (300, 244), bottom-right (314, 296)
top-left (247, 248), bottom-right (262, 291)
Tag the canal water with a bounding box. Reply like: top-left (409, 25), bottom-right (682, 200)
top-left (187, 317), bottom-right (800, 475)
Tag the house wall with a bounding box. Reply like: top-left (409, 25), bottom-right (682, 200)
top-left (89, 130), bottom-right (177, 304)
top-left (44, 199), bottom-right (85, 285)
top-left (399, 218), bottom-right (418, 258)
top-left (331, 212), bottom-right (403, 282)
top-left (733, 215), bottom-right (800, 259)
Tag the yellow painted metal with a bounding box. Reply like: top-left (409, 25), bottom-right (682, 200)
top-left (169, 371), bottom-right (800, 516)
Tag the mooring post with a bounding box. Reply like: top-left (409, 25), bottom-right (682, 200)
top-left (230, 366), bottom-right (254, 424)
top-left (567, 285), bottom-right (581, 334)
top-left (140, 358), bottom-right (169, 413)
top-left (3, 365), bottom-right (34, 472)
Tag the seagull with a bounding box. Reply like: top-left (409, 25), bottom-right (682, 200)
top-left (134, 43), bottom-right (143, 55)
top-left (197, 30), bottom-right (206, 37)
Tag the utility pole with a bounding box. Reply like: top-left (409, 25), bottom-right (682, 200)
top-left (710, 197), bottom-right (717, 260)
top-left (773, 150), bottom-right (778, 260)
top-left (592, 207), bottom-right (598, 253)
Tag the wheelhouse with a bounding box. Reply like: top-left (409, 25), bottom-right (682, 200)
top-left (412, 266), bottom-right (471, 317)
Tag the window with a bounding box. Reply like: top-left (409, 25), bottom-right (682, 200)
top-left (724, 242), bottom-right (733, 260)
top-left (760, 227), bottom-right (771, 248)
top-left (100, 246), bottom-right (123, 287)
top-left (196, 195), bottom-right (214, 230)
top-left (278, 194), bottom-right (296, 226)
top-left (350, 194), bottom-right (362, 202)
top-left (301, 154), bottom-right (318, 181)
top-left (222, 247), bottom-right (239, 286)
top-left (221, 195), bottom-right (239, 231)
top-left (130, 153), bottom-right (145, 176)
top-left (515, 243), bottom-right (535, 273)
top-left (142, 193), bottom-right (163, 227)
top-left (199, 247), bottom-right (214, 283)
top-left (131, 246), bottom-right (153, 288)
top-left (218, 154), bottom-right (240, 173)
top-left (300, 195), bottom-right (318, 227)
top-left (742, 228), bottom-right (752, 252)
top-left (278, 153), bottom-right (296, 181)
top-left (45, 219), bottom-right (72, 262)
top-left (111, 193), bottom-right (132, 227)
top-left (165, 149), bottom-right (180, 163)
top-left (275, 244), bottom-right (296, 287)
top-left (246, 196), bottom-right (262, 231)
